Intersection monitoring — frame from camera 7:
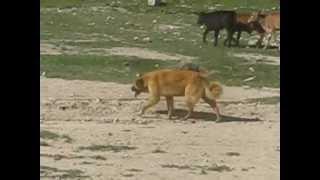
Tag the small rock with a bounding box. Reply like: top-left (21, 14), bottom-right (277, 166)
top-left (152, 19), bottom-right (157, 24)
top-left (142, 37), bottom-right (151, 42)
top-left (120, 27), bottom-right (125, 30)
top-left (208, 6), bottom-right (216, 11)
top-left (57, 8), bottom-right (62, 13)
top-left (106, 16), bottom-right (114, 21)
top-left (94, 98), bottom-right (101, 103)
top-left (88, 22), bottom-right (96, 26)
top-left (154, 64), bottom-right (159, 68)
top-left (248, 39), bottom-right (258, 46)
top-left (249, 67), bottom-right (255, 72)
top-left (41, 72), bottom-right (46, 77)
top-left (133, 36), bottom-right (139, 41)
top-left (200, 169), bottom-right (207, 175)
top-left (178, 37), bottom-right (184, 40)
top-left (113, 118), bottom-right (119, 123)
top-left (108, 132), bottom-right (113, 136)
top-left (173, 32), bottom-right (181, 36)
top-left (243, 76), bottom-right (256, 82)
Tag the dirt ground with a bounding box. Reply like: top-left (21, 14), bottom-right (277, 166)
top-left (40, 77), bottom-right (279, 180)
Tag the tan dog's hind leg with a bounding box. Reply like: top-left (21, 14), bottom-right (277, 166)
top-left (166, 96), bottom-right (174, 119)
top-left (183, 84), bottom-right (202, 120)
top-left (202, 97), bottom-right (221, 122)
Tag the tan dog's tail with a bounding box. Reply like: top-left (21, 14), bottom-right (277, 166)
top-left (200, 75), bottom-right (223, 100)
top-left (209, 81), bottom-right (223, 99)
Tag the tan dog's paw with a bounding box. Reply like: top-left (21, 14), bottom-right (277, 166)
top-left (215, 117), bottom-right (221, 123)
top-left (138, 110), bottom-right (144, 117)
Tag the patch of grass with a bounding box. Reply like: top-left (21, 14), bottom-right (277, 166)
top-left (40, 130), bottom-right (74, 143)
top-left (40, 54), bottom-right (279, 88)
top-left (40, 141), bottom-right (50, 146)
top-left (90, 155), bottom-right (107, 160)
top-left (40, 130), bottom-right (60, 140)
top-left (161, 164), bottom-right (193, 170)
top-left (162, 163), bottom-right (233, 173)
top-left (62, 134), bottom-right (74, 143)
top-left (41, 165), bottom-right (59, 172)
top-left (79, 144), bottom-right (137, 152)
top-left (41, 0), bottom-right (279, 12)
top-left (126, 168), bottom-right (143, 172)
top-left (206, 165), bottom-right (233, 172)
top-left (226, 152), bottom-right (240, 156)
top-left (41, 55), bottom-right (175, 84)
top-left (40, 153), bottom-right (85, 160)
top-left (152, 149), bottom-right (167, 153)
top-left (246, 96), bottom-right (280, 104)
top-left (40, 165), bottom-right (88, 178)
top-left (120, 173), bottom-right (134, 177)
top-left (61, 169), bottom-right (87, 179)
top-left (194, 164), bottom-right (233, 172)
top-left (40, 0), bottom-right (105, 8)
top-left (80, 161), bottom-right (94, 165)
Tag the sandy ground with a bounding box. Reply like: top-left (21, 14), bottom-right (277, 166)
top-left (40, 77), bottom-right (279, 180)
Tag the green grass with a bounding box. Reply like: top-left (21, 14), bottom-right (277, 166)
top-left (78, 144), bottom-right (137, 152)
top-left (90, 155), bottom-right (107, 160)
top-left (40, 165), bottom-right (88, 178)
top-left (41, 55), bottom-right (176, 83)
top-left (40, 130), bottom-right (60, 140)
top-left (161, 163), bottom-right (233, 172)
top-left (40, 130), bottom-right (74, 143)
top-left (41, 0), bottom-right (280, 88)
top-left (40, 0), bottom-right (279, 12)
top-left (41, 54), bottom-right (279, 88)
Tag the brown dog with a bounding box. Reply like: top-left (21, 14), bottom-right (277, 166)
top-left (131, 69), bottom-right (223, 121)
top-left (248, 11), bottom-right (280, 49)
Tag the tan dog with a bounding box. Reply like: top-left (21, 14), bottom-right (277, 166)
top-left (131, 69), bottom-right (223, 121)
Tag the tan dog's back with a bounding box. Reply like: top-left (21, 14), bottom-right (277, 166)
top-left (142, 69), bottom-right (205, 97)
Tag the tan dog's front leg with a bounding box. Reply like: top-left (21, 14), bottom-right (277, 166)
top-left (139, 96), bottom-right (160, 116)
top-left (166, 96), bottom-right (174, 119)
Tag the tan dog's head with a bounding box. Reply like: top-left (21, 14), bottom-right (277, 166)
top-left (131, 73), bottom-right (146, 98)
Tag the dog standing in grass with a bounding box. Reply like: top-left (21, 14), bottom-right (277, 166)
top-left (131, 68), bottom-right (222, 121)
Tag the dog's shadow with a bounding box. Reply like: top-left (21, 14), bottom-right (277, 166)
top-left (156, 109), bottom-right (261, 123)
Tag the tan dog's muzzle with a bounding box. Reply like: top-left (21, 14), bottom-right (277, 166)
top-left (131, 86), bottom-right (141, 98)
